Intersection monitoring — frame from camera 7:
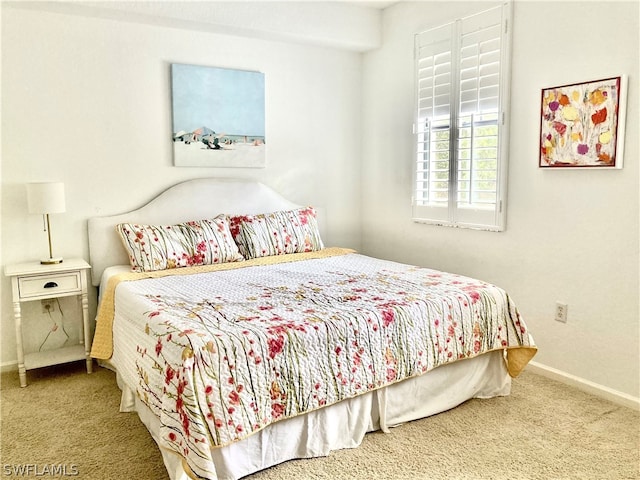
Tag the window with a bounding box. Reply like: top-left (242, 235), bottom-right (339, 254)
top-left (413, 2), bottom-right (512, 231)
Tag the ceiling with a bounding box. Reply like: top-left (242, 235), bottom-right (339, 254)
top-left (7, 0), bottom-right (391, 51)
top-left (353, 1), bottom-right (399, 8)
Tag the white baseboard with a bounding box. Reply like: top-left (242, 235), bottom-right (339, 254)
top-left (526, 361), bottom-right (640, 411)
top-left (0, 361), bottom-right (18, 373)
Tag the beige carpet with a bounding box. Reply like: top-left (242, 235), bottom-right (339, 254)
top-left (1, 362), bottom-right (638, 480)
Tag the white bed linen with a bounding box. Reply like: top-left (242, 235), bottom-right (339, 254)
top-left (127, 351), bottom-right (509, 480)
top-left (103, 258), bottom-right (516, 480)
top-left (98, 265), bottom-right (131, 301)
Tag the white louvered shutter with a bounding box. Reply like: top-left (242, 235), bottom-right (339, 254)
top-left (413, 2), bottom-right (512, 231)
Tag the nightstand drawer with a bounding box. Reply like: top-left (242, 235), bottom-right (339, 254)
top-left (18, 272), bottom-right (81, 299)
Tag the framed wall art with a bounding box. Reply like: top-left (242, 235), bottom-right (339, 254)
top-left (539, 75), bottom-right (627, 168)
top-left (171, 63), bottom-right (265, 168)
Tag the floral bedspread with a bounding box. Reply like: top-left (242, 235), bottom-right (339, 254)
top-left (105, 250), bottom-right (536, 479)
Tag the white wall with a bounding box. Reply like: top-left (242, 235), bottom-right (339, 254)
top-left (1, 6), bottom-right (364, 366)
top-left (362, 1), bottom-right (639, 399)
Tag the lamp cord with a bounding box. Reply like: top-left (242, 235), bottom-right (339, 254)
top-left (38, 298), bottom-right (70, 351)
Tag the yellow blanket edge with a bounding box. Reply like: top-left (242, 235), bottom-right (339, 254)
top-left (90, 247), bottom-right (356, 359)
top-left (505, 345), bottom-right (538, 378)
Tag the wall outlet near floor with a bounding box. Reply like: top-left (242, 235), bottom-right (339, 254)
top-left (41, 299), bottom-right (55, 314)
top-left (555, 302), bottom-right (568, 323)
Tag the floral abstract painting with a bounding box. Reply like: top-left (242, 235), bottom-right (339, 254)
top-left (171, 63), bottom-right (265, 168)
top-left (540, 76), bottom-right (627, 168)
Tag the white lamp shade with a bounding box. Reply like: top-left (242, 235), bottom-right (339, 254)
top-left (27, 182), bottom-right (66, 214)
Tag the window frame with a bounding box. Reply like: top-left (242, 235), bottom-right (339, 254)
top-left (412, 2), bottom-right (513, 232)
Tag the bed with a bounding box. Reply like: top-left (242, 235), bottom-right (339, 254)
top-left (88, 177), bottom-right (537, 480)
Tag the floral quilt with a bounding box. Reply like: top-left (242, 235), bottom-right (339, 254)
top-left (100, 249), bottom-right (536, 479)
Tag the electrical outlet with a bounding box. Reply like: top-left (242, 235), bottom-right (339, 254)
top-left (41, 299), bottom-right (54, 314)
top-left (555, 302), bottom-right (568, 323)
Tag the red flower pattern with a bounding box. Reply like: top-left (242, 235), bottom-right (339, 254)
top-left (267, 336), bottom-right (284, 359)
top-left (137, 258), bottom-right (533, 480)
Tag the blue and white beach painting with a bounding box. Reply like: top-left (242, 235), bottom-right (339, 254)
top-left (171, 63), bottom-right (265, 168)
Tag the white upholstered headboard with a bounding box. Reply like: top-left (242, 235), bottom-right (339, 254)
top-left (87, 178), bottom-right (301, 286)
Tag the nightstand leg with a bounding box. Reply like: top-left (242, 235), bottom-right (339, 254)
top-left (12, 301), bottom-right (27, 387)
top-left (81, 291), bottom-right (92, 374)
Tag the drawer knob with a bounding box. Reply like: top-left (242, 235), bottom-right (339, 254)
top-left (43, 281), bottom-right (58, 288)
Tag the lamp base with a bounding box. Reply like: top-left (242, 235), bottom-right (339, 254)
top-left (41, 257), bottom-right (63, 265)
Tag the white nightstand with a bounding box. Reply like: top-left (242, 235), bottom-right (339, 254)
top-left (4, 259), bottom-right (93, 387)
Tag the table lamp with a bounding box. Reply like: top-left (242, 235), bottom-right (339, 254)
top-left (26, 182), bottom-right (66, 264)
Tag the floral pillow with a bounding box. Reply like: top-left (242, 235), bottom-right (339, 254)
top-left (116, 216), bottom-right (244, 272)
top-left (229, 207), bottom-right (324, 259)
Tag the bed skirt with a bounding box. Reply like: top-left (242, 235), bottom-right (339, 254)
top-left (116, 350), bottom-right (510, 480)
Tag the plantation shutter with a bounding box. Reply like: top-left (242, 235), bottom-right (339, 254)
top-left (413, 3), bottom-right (512, 231)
